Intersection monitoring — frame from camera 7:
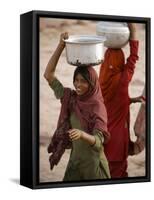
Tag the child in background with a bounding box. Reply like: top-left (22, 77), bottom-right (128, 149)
top-left (99, 23), bottom-right (139, 178)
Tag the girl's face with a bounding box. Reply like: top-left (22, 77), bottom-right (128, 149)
top-left (74, 73), bottom-right (90, 96)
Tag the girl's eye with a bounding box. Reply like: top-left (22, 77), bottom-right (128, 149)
top-left (74, 79), bottom-right (79, 83)
top-left (79, 78), bottom-right (87, 84)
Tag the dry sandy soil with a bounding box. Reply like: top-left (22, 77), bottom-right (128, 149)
top-left (39, 18), bottom-right (145, 182)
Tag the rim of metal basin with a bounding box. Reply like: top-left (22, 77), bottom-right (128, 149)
top-left (96, 22), bottom-right (129, 33)
top-left (63, 35), bottom-right (106, 44)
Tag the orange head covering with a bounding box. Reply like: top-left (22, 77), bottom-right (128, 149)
top-left (99, 48), bottom-right (125, 103)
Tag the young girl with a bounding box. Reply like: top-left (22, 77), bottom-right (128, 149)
top-left (44, 32), bottom-right (111, 181)
top-left (99, 23), bottom-right (139, 178)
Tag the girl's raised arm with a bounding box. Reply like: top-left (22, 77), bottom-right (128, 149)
top-left (44, 32), bottom-right (68, 84)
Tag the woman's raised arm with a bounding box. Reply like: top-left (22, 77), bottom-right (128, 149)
top-left (124, 23), bottom-right (139, 81)
top-left (44, 32), bottom-right (68, 84)
top-left (128, 23), bottom-right (137, 40)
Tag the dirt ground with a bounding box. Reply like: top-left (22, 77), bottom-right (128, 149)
top-left (39, 18), bottom-right (145, 182)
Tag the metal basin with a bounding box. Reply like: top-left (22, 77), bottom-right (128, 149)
top-left (96, 22), bottom-right (130, 49)
top-left (64, 35), bottom-right (105, 67)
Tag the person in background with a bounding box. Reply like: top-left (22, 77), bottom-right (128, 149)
top-left (129, 87), bottom-right (145, 155)
top-left (44, 32), bottom-right (111, 181)
top-left (99, 23), bottom-right (139, 178)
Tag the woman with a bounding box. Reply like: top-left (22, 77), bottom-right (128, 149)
top-left (99, 23), bottom-right (139, 178)
top-left (44, 32), bottom-right (111, 181)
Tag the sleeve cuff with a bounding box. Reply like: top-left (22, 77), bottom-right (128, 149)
top-left (91, 133), bottom-right (103, 152)
top-left (129, 40), bottom-right (139, 57)
top-left (49, 77), bottom-right (58, 88)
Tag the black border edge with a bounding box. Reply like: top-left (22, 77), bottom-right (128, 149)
top-left (20, 11), bottom-right (33, 188)
top-left (145, 18), bottom-right (151, 181)
top-left (20, 10), bottom-right (151, 189)
top-left (32, 11), bottom-right (40, 188)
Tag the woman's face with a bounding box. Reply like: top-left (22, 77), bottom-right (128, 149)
top-left (74, 73), bottom-right (90, 96)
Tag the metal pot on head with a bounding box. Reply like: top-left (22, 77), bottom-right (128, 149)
top-left (64, 35), bottom-right (106, 67)
top-left (96, 22), bottom-right (130, 49)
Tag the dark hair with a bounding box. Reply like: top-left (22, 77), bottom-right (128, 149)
top-left (73, 67), bottom-right (94, 87)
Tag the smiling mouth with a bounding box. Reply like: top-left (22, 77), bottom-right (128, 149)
top-left (77, 88), bottom-right (81, 92)
top-left (76, 88), bottom-right (82, 94)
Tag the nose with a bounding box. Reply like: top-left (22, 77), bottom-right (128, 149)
top-left (76, 81), bottom-right (81, 88)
